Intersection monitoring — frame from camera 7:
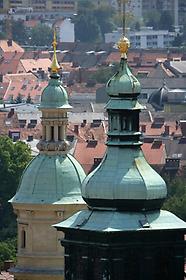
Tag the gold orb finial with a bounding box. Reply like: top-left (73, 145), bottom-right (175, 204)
top-left (51, 29), bottom-right (60, 74)
top-left (117, 36), bottom-right (130, 58)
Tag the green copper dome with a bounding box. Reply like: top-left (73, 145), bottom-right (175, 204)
top-left (82, 46), bottom-right (167, 211)
top-left (39, 74), bottom-right (72, 109)
top-left (10, 154), bottom-right (86, 204)
top-left (82, 148), bottom-right (167, 210)
top-left (106, 58), bottom-right (141, 96)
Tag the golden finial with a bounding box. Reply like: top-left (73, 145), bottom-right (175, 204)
top-left (117, 36), bottom-right (130, 58)
top-left (51, 29), bottom-right (60, 74)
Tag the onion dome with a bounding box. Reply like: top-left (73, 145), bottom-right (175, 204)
top-left (10, 30), bottom-right (86, 205)
top-left (148, 80), bottom-right (169, 111)
top-left (106, 37), bottom-right (141, 97)
top-left (82, 36), bottom-right (167, 211)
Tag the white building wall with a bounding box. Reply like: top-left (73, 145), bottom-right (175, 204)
top-left (56, 18), bottom-right (74, 43)
top-left (105, 28), bottom-right (176, 49)
top-left (157, 34), bottom-right (164, 48)
top-left (140, 35), bottom-right (147, 48)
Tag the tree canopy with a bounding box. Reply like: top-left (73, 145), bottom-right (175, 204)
top-left (0, 136), bottom-right (32, 240)
top-left (30, 24), bottom-right (53, 46)
top-left (163, 177), bottom-right (186, 221)
top-left (74, 0), bottom-right (116, 42)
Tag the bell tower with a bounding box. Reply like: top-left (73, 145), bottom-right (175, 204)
top-left (9, 31), bottom-right (86, 280)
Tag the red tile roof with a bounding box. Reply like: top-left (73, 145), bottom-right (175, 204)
top-left (19, 58), bottom-right (51, 73)
top-left (0, 59), bottom-right (20, 75)
top-left (0, 82), bottom-right (9, 99)
top-left (3, 79), bottom-right (47, 103)
top-left (142, 142), bottom-right (166, 165)
top-left (0, 40), bottom-right (24, 53)
top-left (140, 121), bottom-right (182, 137)
top-left (74, 140), bottom-right (106, 174)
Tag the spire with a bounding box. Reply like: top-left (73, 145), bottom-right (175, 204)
top-left (122, 0), bottom-right (126, 36)
top-left (117, 0), bottom-right (130, 59)
top-left (51, 29), bottom-right (60, 75)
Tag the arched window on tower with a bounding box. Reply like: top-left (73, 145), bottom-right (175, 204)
top-left (21, 229), bottom-right (26, 249)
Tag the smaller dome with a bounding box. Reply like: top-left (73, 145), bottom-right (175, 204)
top-left (106, 58), bottom-right (141, 96)
top-left (10, 154), bottom-right (86, 204)
top-left (148, 82), bottom-right (169, 111)
top-left (39, 75), bottom-right (72, 109)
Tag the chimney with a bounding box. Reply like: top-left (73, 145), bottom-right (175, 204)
top-left (180, 120), bottom-right (186, 137)
top-left (152, 139), bottom-right (162, 149)
top-left (164, 125), bottom-right (169, 136)
top-left (141, 124), bottom-right (146, 133)
top-left (87, 140), bottom-right (98, 148)
top-left (7, 39), bottom-right (12, 47)
top-left (27, 135), bottom-right (33, 142)
top-left (8, 108), bottom-right (14, 118)
top-left (175, 120), bottom-right (179, 130)
top-left (74, 124), bottom-right (79, 135)
top-left (81, 119), bottom-right (87, 127)
top-left (0, 74), bottom-right (3, 82)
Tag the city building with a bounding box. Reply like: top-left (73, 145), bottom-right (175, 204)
top-left (54, 18), bottom-right (75, 43)
top-left (148, 81), bottom-right (186, 112)
top-left (54, 36), bottom-right (186, 279)
top-left (9, 33), bottom-right (86, 280)
top-left (105, 27), bottom-right (176, 48)
top-left (0, 0), bottom-right (77, 19)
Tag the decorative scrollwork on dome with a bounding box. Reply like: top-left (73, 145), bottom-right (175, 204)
top-left (37, 140), bottom-right (71, 154)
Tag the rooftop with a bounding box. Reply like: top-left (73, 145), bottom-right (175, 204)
top-left (0, 40), bottom-right (24, 53)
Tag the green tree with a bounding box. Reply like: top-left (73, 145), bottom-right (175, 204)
top-left (0, 136), bottom-right (32, 240)
top-left (30, 24), bottom-right (53, 46)
top-left (75, 0), bottom-right (116, 42)
top-left (163, 177), bottom-right (186, 221)
top-left (143, 11), bottom-right (161, 30)
top-left (93, 4), bottom-right (115, 38)
top-left (12, 20), bottom-right (28, 44)
top-left (26, 93), bottom-right (33, 104)
top-left (159, 11), bottom-right (174, 31)
top-left (74, 13), bottom-right (101, 43)
top-left (15, 93), bottom-right (23, 104)
top-left (0, 238), bottom-right (17, 269)
top-left (90, 63), bottom-right (119, 84)
top-left (172, 34), bottom-right (183, 47)
top-left (77, 0), bottom-right (95, 9)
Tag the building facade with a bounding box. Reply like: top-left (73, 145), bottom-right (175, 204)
top-left (105, 27), bottom-right (176, 48)
top-left (0, 0), bottom-right (77, 19)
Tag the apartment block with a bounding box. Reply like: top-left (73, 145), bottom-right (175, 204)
top-left (105, 27), bottom-right (176, 48)
top-left (0, 0), bottom-right (76, 15)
